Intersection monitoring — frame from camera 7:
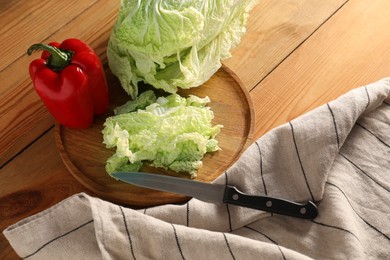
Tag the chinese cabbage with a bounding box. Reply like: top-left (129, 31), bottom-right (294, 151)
top-left (107, 0), bottom-right (258, 98)
top-left (102, 90), bottom-right (222, 177)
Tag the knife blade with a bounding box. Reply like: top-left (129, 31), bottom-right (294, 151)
top-left (111, 171), bottom-right (318, 219)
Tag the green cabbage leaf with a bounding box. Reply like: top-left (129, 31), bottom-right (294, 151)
top-left (102, 90), bottom-right (223, 178)
top-left (107, 0), bottom-right (258, 98)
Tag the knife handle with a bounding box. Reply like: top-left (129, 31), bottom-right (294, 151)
top-left (223, 186), bottom-right (318, 219)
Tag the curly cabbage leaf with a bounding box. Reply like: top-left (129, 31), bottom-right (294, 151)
top-left (107, 0), bottom-right (258, 98)
top-left (102, 90), bottom-right (223, 178)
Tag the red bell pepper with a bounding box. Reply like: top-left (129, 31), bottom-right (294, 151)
top-left (27, 38), bottom-right (109, 128)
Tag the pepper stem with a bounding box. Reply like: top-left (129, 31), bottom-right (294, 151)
top-left (27, 43), bottom-right (73, 71)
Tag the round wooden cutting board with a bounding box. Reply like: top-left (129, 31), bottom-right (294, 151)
top-left (55, 66), bottom-right (254, 208)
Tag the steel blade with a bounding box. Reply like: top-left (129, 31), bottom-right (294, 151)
top-left (112, 172), bottom-right (225, 203)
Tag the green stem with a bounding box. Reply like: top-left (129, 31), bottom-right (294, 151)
top-left (27, 43), bottom-right (73, 71)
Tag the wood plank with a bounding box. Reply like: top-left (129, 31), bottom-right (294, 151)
top-left (6, 0), bottom-right (387, 258)
top-left (0, 129), bottom-right (94, 260)
top-left (0, 0), bottom-right (99, 71)
top-left (223, 0), bottom-right (348, 90)
top-left (250, 0), bottom-right (390, 139)
top-left (0, 0), bottom-right (120, 167)
top-left (0, 0), bottom-right (346, 167)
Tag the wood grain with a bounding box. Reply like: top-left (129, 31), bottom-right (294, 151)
top-left (0, 130), bottom-right (94, 260)
top-left (0, 0), bottom-right (346, 168)
top-left (0, 0), bottom-right (120, 167)
top-left (55, 67), bottom-right (254, 207)
top-left (4, 0), bottom-right (389, 258)
top-left (249, 0), bottom-right (390, 139)
top-left (0, 0), bottom-right (98, 71)
top-left (223, 0), bottom-right (348, 90)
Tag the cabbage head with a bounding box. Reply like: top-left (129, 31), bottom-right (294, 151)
top-left (107, 0), bottom-right (258, 98)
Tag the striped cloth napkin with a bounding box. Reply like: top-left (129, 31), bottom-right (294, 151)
top-left (4, 78), bottom-right (390, 259)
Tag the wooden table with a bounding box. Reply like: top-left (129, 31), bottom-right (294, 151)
top-left (1, 0), bottom-right (390, 258)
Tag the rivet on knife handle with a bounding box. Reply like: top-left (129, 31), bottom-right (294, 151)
top-left (223, 186), bottom-right (318, 219)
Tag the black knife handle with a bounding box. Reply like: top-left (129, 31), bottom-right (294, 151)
top-left (223, 186), bottom-right (318, 219)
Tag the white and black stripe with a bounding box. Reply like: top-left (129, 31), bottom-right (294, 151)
top-left (224, 171), bottom-right (233, 232)
top-left (326, 182), bottom-right (390, 241)
top-left (356, 122), bottom-right (390, 148)
top-left (364, 86), bottom-right (371, 109)
top-left (339, 153), bottom-right (390, 193)
top-left (223, 233), bottom-right (236, 260)
top-left (119, 206), bottom-right (136, 260)
top-left (186, 202), bottom-right (190, 227)
top-left (311, 219), bottom-right (361, 244)
top-left (255, 141), bottom-right (273, 217)
top-left (327, 103), bottom-right (340, 148)
top-left (244, 226), bottom-right (286, 260)
top-left (171, 224), bottom-right (186, 260)
top-left (255, 141), bottom-right (268, 195)
top-left (23, 219), bottom-right (94, 259)
top-left (289, 121), bottom-right (315, 202)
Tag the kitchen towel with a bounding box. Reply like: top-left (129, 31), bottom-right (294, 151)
top-left (4, 78), bottom-right (390, 259)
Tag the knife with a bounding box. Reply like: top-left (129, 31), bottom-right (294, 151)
top-left (112, 172), bottom-right (318, 219)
